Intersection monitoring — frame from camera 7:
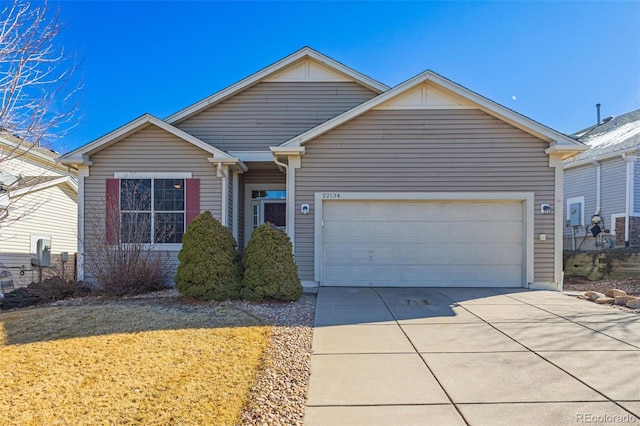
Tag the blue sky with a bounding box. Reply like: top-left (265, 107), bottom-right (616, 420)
top-left (53, 1), bottom-right (640, 153)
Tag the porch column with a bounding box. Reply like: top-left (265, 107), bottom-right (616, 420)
top-left (286, 155), bottom-right (301, 251)
top-left (77, 165), bottom-right (90, 281)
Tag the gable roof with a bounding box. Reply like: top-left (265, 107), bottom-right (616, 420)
top-left (8, 175), bottom-right (78, 197)
top-left (0, 132), bottom-right (62, 162)
top-left (60, 114), bottom-right (240, 166)
top-left (275, 69), bottom-right (586, 157)
top-left (165, 47), bottom-right (389, 125)
top-left (570, 108), bottom-right (640, 163)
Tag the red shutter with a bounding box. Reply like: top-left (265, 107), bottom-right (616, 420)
top-left (105, 179), bottom-right (119, 244)
top-left (185, 178), bottom-right (200, 226)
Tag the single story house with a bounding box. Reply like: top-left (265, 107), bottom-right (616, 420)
top-left (61, 47), bottom-right (585, 291)
top-left (0, 133), bottom-right (78, 289)
top-left (564, 109), bottom-right (640, 251)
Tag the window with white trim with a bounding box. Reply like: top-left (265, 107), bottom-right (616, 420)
top-left (120, 178), bottom-right (185, 243)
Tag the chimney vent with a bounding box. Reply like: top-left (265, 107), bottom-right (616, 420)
top-left (596, 103), bottom-right (601, 125)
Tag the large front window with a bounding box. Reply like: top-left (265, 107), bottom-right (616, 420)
top-left (120, 178), bottom-right (185, 244)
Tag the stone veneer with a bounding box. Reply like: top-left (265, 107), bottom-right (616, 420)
top-left (615, 216), bottom-right (640, 247)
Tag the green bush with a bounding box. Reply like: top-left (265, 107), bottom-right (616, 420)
top-left (174, 211), bottom-right (241, 300)
top-left (241, 223), bottom-right (302, 302)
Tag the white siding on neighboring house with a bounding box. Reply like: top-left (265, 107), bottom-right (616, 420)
top-left (175, 82), bottom-right (378, 152)
top-left (295, 109), bottom-right (556, 283)
top-left (1, 153), bottom-right (65, 177)
top-left (83, 125), bottom-right (223, 283)
top-left (0, 183), bottom-right (77, 286)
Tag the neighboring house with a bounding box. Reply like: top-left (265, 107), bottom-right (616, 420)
top-left (563, 109), bottom-right (640, 251)
top-left (60, 47), bottom-right (585, 291)
top-left (0, 133), bottom-right (78, 289)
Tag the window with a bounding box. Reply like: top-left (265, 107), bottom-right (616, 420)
top-left (120, 178), bottom-right (185, 244)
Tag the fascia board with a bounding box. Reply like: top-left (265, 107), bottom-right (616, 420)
top-left (9, 176), bottom-right (77, 197)
top-left (564, 148), bottom-right (638, 169)
top-left (60, 114), bottom-right (236, 162)
top-left (279, 70), bottom-right (584, 150)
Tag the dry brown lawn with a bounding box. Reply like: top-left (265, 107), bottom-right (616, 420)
top-left (0, 299), bottom-right (271, 425)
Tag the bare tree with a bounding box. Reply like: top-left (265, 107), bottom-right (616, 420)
top-left (0, 0), bottom-right (81, 148)
top-left (0, 0), bottom-right (81, 227)
top-left (84, 182), bottom-right (173, 295)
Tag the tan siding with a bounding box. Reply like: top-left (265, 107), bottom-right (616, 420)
top-left (176, 82), bottom-right (377, 152)
top-left (295, 109), bottom-right (556, 283)
top-left (83, 125), bottom-right (222, 283)
top-left (243, 167), bottom-right (285, 185)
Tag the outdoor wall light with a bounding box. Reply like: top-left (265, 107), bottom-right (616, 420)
top-left (541, 204), bottom-right (552, 214)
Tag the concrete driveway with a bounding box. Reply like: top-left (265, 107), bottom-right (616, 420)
top-left (305, 287), bottom-right (640, 426)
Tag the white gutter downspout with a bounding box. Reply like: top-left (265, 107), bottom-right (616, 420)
top-left (623, 153), bottom-right (635, 247)
top-left (590, 160), bottom-right (601, 216)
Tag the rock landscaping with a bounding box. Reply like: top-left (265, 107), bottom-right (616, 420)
top-left (580, 288), bottom-right (640, 309)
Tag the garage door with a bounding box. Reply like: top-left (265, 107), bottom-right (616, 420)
top-left (322, 200), bottom-right (524, 287)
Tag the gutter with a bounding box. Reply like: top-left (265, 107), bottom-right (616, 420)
top-left (623, 152), bottom-right (636, 246)
top-left (590, 160), bottom-right (601, 217)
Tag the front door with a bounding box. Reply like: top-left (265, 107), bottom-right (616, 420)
top-left (262, 201), bottom-right (286, 229)
top-left (246, 188), bottom-right (287, 247)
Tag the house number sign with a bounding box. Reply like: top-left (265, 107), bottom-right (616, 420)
top-left (322, 192), bottom-right (341, 199)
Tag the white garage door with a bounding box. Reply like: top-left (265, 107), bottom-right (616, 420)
top-left (322, 200), bottom-right (524, 287)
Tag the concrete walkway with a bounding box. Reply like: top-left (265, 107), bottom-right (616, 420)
top-left (305, 287), bottom-right (640, 425)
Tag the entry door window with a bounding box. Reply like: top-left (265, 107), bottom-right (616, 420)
top-left (251, 190), bottom-right (286, 230)
top-left (263, 202), bottom-right (286, 227)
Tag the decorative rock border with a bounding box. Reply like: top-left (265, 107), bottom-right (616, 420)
top-left (580, 289), bottom-right (640, 308)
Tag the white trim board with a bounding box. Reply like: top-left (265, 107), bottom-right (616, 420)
top-left (312, 191), bottom-right (535, 288)
top-left (114, 172), bottom-right (193, 179)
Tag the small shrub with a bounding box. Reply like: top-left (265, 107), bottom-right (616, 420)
top-left (174, 211), bottom-right (241, 300)
top-left (28, 277), bottom-right (93, 301)
top-left (0, 278), bottom-right (93, 310)
top-left (241, 223), bottom-right (302, 302)
top-left (0, 287), bottom-right (40, 310)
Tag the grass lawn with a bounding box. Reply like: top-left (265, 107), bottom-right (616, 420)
top-left (0, 299), bottom-right (271, 425)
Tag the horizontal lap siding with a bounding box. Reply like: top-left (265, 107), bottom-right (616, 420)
top-left (84, 126), bottom-right (222, 283)
top-left (295, 109), bottom-right (555, 283)
top-left (176, 82), bottom-right (377, 151)
top-left (563, 164), bottom-right (596, 236)
top-left (635, 161), bottom-right (640, 213)
top-left (243, 167), bottom-right (285, 185)
top-left (601, 157), bottom-right (626, 216)
top-left (0, 185), bottom-right (78, 287)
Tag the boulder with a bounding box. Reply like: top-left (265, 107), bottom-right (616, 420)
top-left (626, 298), bottom-right (640, 309)
top-left (605, 289), bottom-right (627, 298)
top-left (594, 297), bottom-right (614, 304)
top-left (588, 292), bottom-right (606, 302)
top-left (614, 296), bottom-right (637, 306)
